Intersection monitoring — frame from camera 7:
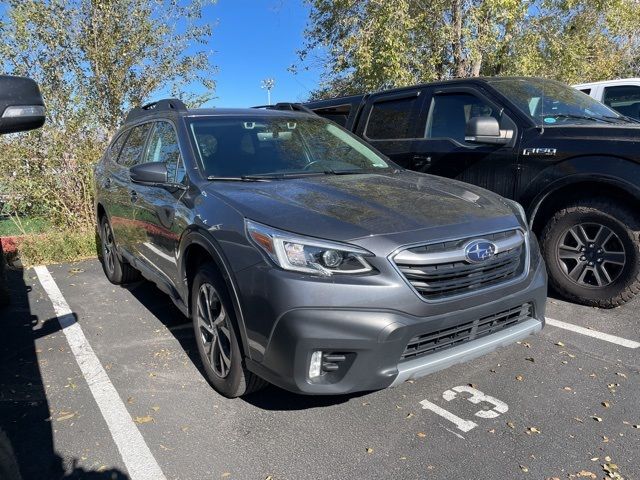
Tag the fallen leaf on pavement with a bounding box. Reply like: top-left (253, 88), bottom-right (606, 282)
top-left (56, 412), bottom-right (76, 422)
top-left (576, 471), bottom-right (596, 479)
top-left (221, 474), bottom-right (231, 478)
top-left (151, 406), bottom-right (160, 412)
top-left (134, 415), bottom-right (153, 424)
top-left (592, 416), bottom-right (603, 422)
top-left (616, 372), bottom-right (627, 379)
top-left (602, 401), bottom-right (611, 408)
top-left (417, 432), bottom-right (426, 438)
top-left (555, 341), bottom-right (565, 347)
top-left (507, 421), bottom-right (515, 429)
top-left (406, 413), bottom-right (414, 419)
top-left (527, 427), bottom-right (541, 434)
top-left (366, 447), bottom-right (373, 454)
top-left (563, 386), bottom-right (572, 391)
top-left (516, 375), bottom-right (524, 381)
top-left (525, 357), bottom-right (535, 362)
top-left (520, 465), bottom-right (529, 473)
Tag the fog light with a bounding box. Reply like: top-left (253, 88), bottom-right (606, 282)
top-left (309, 350), bottom-right (323, 378)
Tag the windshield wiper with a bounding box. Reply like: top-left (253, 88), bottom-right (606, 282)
top-left (323, 168), bottom-right (365, 175)
top-left (544, 113), bottom-right (616, 124)
top-left (207, 176), bottom-right (269, 182)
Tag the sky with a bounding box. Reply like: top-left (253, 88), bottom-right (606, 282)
top-left (196, 0), bottom-right (323, 108)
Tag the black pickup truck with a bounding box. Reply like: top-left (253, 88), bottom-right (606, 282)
top-left (304, 77), bottom-right (640, 308)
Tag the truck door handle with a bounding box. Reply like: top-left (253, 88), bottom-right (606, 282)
top-left (413, 155), bottom-right (432, 171)
top-left (102, 178), bottom-right (111, 189)
top-left (130, 190), bottom-right (138, 203)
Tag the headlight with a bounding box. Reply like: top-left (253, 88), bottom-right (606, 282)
top-left (245, 219), bottom-right (374, 276)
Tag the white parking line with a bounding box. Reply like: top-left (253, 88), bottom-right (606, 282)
top-left (34, 266), bottom-right (167, 480)
top-left (545, 317), bottom-right (640, 349)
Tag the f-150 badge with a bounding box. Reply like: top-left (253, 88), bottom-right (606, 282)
top-left (522, 147), bottom-right (557, 156)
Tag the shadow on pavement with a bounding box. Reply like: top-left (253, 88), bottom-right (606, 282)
top-left (0, 265), bottom-right (129, 480)
top-left (124, 278), bottom-right (366, 411)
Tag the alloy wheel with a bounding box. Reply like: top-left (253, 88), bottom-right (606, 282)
top-left (102, 221), bottom-right (116, 275)
top-left (556, 222), bottom-right (626, 288)
top-left (196, 283), bottom-right (233, 378)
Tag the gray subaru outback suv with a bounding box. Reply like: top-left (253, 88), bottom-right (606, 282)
top-left (94, 99), bottom-right (547, 398)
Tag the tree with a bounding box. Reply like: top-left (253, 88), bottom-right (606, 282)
top-left (296, 0), bottom-right (640, 99)
top-left (0, 0), bottom-right (217, 230)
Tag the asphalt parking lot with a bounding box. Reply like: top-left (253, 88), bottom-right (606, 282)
top-left (1, 259), bottom-right (639, 480)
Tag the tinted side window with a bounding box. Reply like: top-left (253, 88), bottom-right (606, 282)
top-left (425, 93), bottom-right (500, 144)
top-left (143, 122), bottom-right (184, 182)
top-left (603, 85), bottom-right (640, 120)
top-left (118, 123), bottom-right (152, 167)
top-left (365, 95), bottom-right (420, 139)
top-left (109, 132), bottom-right (129, 163)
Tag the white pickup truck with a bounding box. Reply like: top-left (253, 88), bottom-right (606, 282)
top-left (574, 78), bottom-right (640, 120)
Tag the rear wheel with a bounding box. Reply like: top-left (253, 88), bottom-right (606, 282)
top-left (191, 263), bottom-right (266, 398)
top-left (99, 216), bottom-right (139, 284)
top-left (541, 198), bottom-right (640, 308)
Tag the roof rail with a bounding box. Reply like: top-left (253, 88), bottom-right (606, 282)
top-left (252, 102), bottom-right (317, 115)
top-left (125, 98), bottom-right (187, 123)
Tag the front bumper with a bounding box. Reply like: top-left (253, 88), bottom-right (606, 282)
top-left (245, 258), bottom-right (547, 395)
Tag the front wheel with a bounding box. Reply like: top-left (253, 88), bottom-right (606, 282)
top-left (541, 198), bottom-right (640, 308)
top-left (191, 263), bottom-right (266, 398)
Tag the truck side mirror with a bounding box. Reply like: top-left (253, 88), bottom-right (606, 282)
top-left (465, 116), bottom-right (512, 145)
top-left (0, 75), bottom-right (46, 135)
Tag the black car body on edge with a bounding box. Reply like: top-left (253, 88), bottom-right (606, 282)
top-left (305, 77), bottom-right (640, 308)
top-left (94, 99), bottom-right (547, 397)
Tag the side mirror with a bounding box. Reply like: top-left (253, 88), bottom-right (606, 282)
top-left (465, 117), bottom-right (512, 145)
top-left (130, 162), bottom-right (168, 184)
top-left (0, 75), bottom-right (46, 135)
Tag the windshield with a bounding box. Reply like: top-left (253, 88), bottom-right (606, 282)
top-left (488, 78), bottom-right (628, 125)
top-left (187, 115), bottom-right (391, 178)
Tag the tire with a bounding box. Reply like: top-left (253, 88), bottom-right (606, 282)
top-left (191, 263), bottom-right (267, 398)
top-left (99, 216), bottom-right (139, 285)
top-left (541, 198), bottom-right (640, 308)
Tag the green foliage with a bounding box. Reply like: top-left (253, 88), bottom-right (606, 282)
top-left (0, 0), bottom-right (217, 232)
top-left (16, 228), bottom-right (98, 266)
top-left (0, 217), bottom-right (52, 236)
top-left (297, 0), bottom-right (640, 99)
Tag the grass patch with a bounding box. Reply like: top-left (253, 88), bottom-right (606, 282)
top-left (0, 217), bottom-right (52, 236)
top-left (16, 229), bottom-right (98, 266)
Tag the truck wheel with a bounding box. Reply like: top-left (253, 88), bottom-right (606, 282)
top-left (99, 216), bottom-right (139, 285)
top-left (191, 263), bottom-right (267, 398)
top-left (541, 198), bottom-right (640, 308)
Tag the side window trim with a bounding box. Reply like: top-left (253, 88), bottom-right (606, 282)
top-left (363, 90), bottom-right (423, 141)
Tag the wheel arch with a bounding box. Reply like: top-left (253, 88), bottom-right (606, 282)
top-left (529, 176), bottom-right (640, 235)
top-left (179, 227), bottom-right (252, 360)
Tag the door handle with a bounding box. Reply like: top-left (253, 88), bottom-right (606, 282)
top-left (102, 177), bottom-right (111, 189)
top-left (412, 155), bottom-right (432, 171)
top-left (130, 190), bottom-right (138, 203)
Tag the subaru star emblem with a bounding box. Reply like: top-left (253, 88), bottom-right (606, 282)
top-left (465, 240), bottom-right (496, 263)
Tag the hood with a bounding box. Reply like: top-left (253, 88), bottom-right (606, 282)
top-left (204, 171), bottom-right (517, 242)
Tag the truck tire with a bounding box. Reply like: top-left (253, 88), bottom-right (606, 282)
top-left (541, 198), bottom-right (640, 308)
top-left (99, 216), bottom-right (139, 285)
top-left (191, 263), bottom-right (267, 398)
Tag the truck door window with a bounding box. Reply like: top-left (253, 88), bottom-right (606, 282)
top-left (603, 85), bottom-right (640, 120)
top-left (365, 95), bottom-right (420, 140)
top-left (313, 104), bottom-right (351, 127)
top-left (425, 93), bottom-right (500, 144)
top-left (117, 123), bottom-right (152, 167)
top-left (143, 121), bottom-right (184, 183)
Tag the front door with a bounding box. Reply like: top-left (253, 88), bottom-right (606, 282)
top-left (411, 87), bottom-right (520, 199)
top-left (129, 121), bottom-right (187, 288)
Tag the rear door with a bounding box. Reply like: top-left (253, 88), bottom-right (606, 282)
top-left (109, 122), bottom-right (153, 254)
top-left (354, 89), bottom-right (426, 169)
top-left (129, 120), bottom-right (187, 287)
top-left (410, 85), bottom-right (520, 198)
